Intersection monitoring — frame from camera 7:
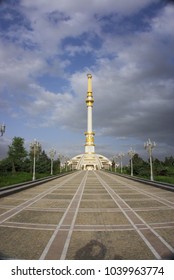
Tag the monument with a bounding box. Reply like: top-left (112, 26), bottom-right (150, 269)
top-left (68, 74), bottom-right (111, 170)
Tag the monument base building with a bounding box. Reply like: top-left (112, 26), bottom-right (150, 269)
top-left (69, 153), bottom-right (111, 170)
top-left (68, 74), bottom-right (111, 171)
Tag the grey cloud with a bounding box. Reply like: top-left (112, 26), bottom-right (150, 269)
top-left (1, 0), bottom-right (174, 159)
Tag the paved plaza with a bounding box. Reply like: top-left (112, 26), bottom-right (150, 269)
top-left (0, 171), bottom-right (174, 259)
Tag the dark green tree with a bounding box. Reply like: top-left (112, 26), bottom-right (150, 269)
top-left (133, 153), bottom-right (149, 177)
top-left (0, 157), bottom-right (12, 174)
top-left (53, 158), bottom-right (60, 174)
top-left (37, 150), bottom-right (50, 174)
top-left (153, 158), bottom-right (167, 176)
top-left (8, 137), bottom-right (28, 173)
top-left (164, 156), bottom-right (174, 166)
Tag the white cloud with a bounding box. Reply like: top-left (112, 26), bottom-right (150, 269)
top-left (18, 0), bottom-right (159, 56)
top-left (0, 41), bottom-right (46, 90)
top-left (22, 0), bottom-right (158, 16)
top-left (152, 4), bottom-right (174, 36)
top-left (1, 0), bottom-right (174, 159)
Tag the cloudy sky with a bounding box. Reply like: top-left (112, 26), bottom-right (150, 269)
top-left (0, 0), bottom-right (174, 162)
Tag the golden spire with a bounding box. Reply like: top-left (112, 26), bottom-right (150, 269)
top-left (86, 73), bottom-right (94, 107)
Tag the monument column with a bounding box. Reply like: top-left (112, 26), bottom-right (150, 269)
top-left (85, 73), bottom-right (95, 154)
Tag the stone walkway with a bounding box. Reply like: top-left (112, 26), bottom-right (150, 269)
top-left (0, 171), bottom-right (174, 259)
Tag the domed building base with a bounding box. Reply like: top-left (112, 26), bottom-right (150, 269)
top-left (68, 153), bottom-right (111, 171)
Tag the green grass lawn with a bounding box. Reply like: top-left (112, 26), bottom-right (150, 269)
top-left (0, 172), bottom-right (50, 188)
top-left (154, 176), bottom-right (174, 185)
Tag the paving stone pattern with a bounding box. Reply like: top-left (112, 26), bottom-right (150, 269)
top-left (0, 171), bottom-right (174, 260)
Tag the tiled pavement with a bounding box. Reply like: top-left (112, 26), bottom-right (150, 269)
top-left (0, 171), bottom-right (173, 260)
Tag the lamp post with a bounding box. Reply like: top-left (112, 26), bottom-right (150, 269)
top-left (144, 139), bottom-right (156, 181)
top-left (118, 153), bottom-right (125, 173)
top-left (0, 123), bottom-right (5, 136)
top-left (30, 139), bottom-right (41, 181)
top-left (128, 148), bottom-right (135, 176)
top-left (49, 148), bottom-right (56, 175)
top-left (111, 156), bottom-right (118, 172)
top-left (58, 154), bottom-right (64, 173)
top-left (64, 156), bottom-right (70, 172)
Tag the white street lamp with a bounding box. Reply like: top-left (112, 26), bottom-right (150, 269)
top-left (144, 138), bottom-right (156, 181)
top-left (111, 156), bottom-right (119, 172)
top-left (49, 148), bottom-right (56, 175)
top-left (64, 156), bottom-right (70, 172)
top-left (128, 148), bottom-right (136, 176)
top-left (58, 154), bottom-right (64, 173)
top-left (0, 123), bottom-right (5, 136)
top-left (30, 139), bottom-right (41, 181)
top-left (118, 152), bottom-right (125, 173)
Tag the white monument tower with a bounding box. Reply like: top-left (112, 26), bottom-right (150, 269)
top-left (68, 74), bottom-right (111, 170)
top-left (85, 73), bottom-right (95, 154)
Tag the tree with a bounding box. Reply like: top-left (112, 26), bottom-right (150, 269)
top-left (53, 158), bottom-right (60, 174)
top-left (0, 158), bottom-right (12, 174)
top-left (8, 137), bottom-right (28, 173)
top-left (132, 153), bottom-right (149, 177)
top-left (164, 156), bottom-right (174, 166)
top-left (37, 150), bottom-right (50, 174)
top-left (153, 158), bottom-right (167, 176)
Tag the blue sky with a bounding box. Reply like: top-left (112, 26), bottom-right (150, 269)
top-left (0, 0), bottom-right (174, 163)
